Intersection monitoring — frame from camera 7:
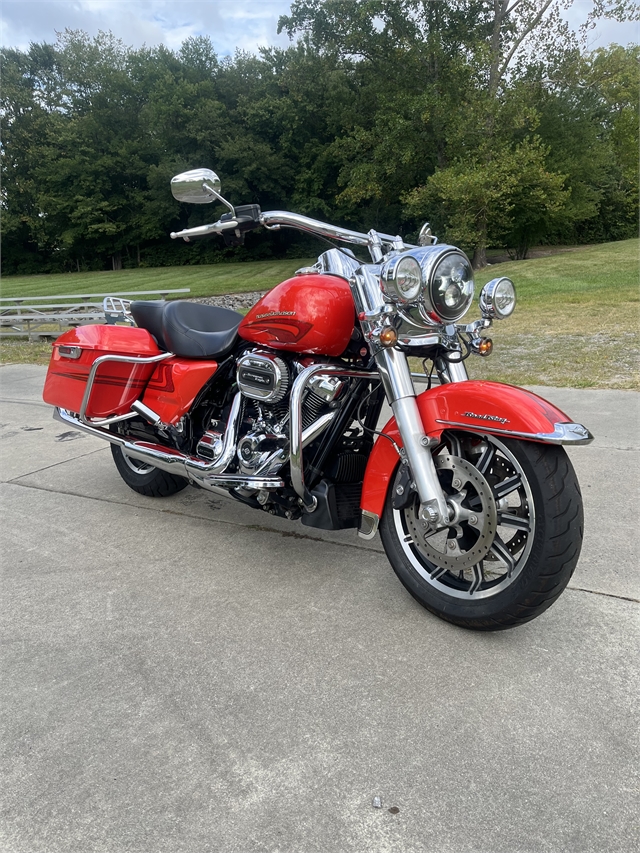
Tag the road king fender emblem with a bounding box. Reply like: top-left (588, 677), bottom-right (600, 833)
top-left (462, 411), bottom-right (510, 425)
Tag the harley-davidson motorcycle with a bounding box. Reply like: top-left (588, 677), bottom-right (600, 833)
top-left (43, 168), bottom-right (593, 630)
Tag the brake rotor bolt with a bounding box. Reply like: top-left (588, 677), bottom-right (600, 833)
top-left (469, 514), bottom-right (478, 525)
top-left (448, 541), bottom-right (456, 549)
top-left (452, 478), bottom-right (462, 489)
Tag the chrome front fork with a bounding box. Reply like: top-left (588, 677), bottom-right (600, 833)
top-left (376, 348), bottom-right (462, 526)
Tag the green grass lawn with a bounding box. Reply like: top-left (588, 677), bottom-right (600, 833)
top-left (2, 239), bottom-right (638, 389)
top-left (464, 238), bottom-right (639, 389)
top-left (0, 258), bottom-right (315, 300)
top-left (476, 238), bottom-right (638, 305)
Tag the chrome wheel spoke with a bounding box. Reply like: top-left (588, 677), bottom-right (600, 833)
top-left (443, 431), bottom-right (463, 457)
top-left (475, 444), bottom-right (495, 475)
top-left (498, 512), bottom-right (531, 532)
top-left (490, 535), bottom-right (516, 577)
top-left (494, 474), bottom-right (521, 500)
top-left (469, 562), bottom-right (484, 595)
top-left (429, 566), bottom-right (447, 581)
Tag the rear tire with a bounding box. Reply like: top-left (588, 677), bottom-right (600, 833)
top-left (379, 433), bottom-right (583, 630)
top-left (110, 444), bottom-right (189, 497)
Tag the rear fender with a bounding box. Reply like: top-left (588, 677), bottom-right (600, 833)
top-left (358, 380), bottom-right (593, 538)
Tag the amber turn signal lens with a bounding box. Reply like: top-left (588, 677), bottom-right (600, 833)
top-left (379, 326), bottom-right (398, 346)
top-left (478, 337), bottom-right (493, 356)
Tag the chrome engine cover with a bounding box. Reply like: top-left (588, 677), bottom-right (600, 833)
top-left (236, 350), bottom-right (289, 404)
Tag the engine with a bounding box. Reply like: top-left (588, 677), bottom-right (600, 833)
top-left (196, 349), bottom-right (344, 479)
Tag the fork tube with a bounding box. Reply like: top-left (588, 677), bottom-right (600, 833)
top-left (375, 348), bottom-right (449, 525)
top-left (434, 356), bottom-right (469, 384)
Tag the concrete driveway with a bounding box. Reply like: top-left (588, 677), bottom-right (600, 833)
top-left (1, 364), bottom-right (638, 853)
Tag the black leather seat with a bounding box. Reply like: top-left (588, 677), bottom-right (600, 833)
top-left (131, 300), bottom-right (242, 359)
top-left (130, 301), bottom-right (169, 350)
top-left (162, 301), bottom-right (242, 358)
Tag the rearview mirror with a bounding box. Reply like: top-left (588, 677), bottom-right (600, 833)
top-left (418, 222), bottom-right (437, 246)
top-left (170, 169), bottom-right (222, 204)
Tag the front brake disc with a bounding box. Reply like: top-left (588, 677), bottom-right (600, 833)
top-left (403, 455), bottom-right (497, 572)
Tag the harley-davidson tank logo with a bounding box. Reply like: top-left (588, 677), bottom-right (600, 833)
top-left (255, 310), bottom-right (296, 320)
top-left (463, 411), bottom-right (510, 424)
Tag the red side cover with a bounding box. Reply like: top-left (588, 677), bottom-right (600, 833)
top-left (43, 325), bottom-right (161, 418)
top-left (141, 358), bottom-right (218, 425)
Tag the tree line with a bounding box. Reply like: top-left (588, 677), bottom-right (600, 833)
top-left (1, 0), bottom-right (638, 275)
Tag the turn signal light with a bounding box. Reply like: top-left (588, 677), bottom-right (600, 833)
top-left (477, 337), bottom-right (493, 356)
top-left (379, 326), bottom-right (398, 347)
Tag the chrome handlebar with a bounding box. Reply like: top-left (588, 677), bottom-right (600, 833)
top-left (259, 211), bottom-right (413, 250)
top-left (170, 209), bottom-right (416, 252)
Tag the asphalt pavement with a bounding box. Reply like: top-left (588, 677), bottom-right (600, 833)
top-left (1, 364), bottom-right (638, 853)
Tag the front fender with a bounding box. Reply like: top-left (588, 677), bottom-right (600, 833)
top-left (358, 380), bottom-right (592, 537)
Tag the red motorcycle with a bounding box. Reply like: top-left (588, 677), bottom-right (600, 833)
top-left (43, 168), bottom-right (592, 630)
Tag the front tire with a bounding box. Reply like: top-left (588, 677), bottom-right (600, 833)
top-left (111, 444), bottom-right (189, 497)
top-left (379, 432), bottom-right (583, 630)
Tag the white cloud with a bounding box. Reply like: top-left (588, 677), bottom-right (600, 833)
top-left (0, 0), bottom-right (293, 55)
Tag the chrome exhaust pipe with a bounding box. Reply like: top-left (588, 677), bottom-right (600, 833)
top-left (54, 406), bottom-right (284, 491)
top-left (53, 401), bottom-right (339, 495)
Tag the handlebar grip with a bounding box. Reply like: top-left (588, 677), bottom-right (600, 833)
top-left (170, 204), bottom-right (262, 241)
top-left (170, 220), bottom-right (238, 240)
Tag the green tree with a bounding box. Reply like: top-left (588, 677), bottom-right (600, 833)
top-left (404, 137), bottom-right (568, 259)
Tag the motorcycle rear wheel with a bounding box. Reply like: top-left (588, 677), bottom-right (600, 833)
top-left (111, 444), bottom-right (189, 498)
top-left (379, 432), bottom-right (583, 630)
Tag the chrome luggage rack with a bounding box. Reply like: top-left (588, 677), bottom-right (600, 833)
top-left (103, 296), bottom-right (134, 326)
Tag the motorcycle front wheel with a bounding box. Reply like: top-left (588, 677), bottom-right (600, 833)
top-left (379, 431), bottom-right (583, 630)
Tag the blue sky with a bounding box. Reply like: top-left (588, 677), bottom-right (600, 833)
top-left (0, 0), bottom-right (637, 55)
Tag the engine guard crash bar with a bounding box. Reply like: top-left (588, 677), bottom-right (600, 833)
top-left (289, 364), bottom-right (381, 512)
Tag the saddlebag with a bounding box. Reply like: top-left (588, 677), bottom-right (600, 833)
top-left (43, 325), bottom-right (162, 419)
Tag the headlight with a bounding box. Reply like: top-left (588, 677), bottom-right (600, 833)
top-left (379, 245), bottom-right (475, 323)
top-left (479, 277), bottom-right (516, 319)
top-left (380, 255), bottom-right (422, 303)
top-left (426, 251), bottom-right (474, 322)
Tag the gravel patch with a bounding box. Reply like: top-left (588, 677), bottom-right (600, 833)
top-left (187, 291), bottom-right (268, 312)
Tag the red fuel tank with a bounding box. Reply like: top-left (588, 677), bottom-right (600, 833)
top-left (238, 273), bottom-right (355, 357)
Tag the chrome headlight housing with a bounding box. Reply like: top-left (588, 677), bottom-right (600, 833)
top-left (479, 277), bottom-right (516, 319)
top-left (380, 255), bottom-right (422, 302)
top-left (380, 245), bottom-right (475, 324)
top-left (426, 250), bottom-right (474, 322)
